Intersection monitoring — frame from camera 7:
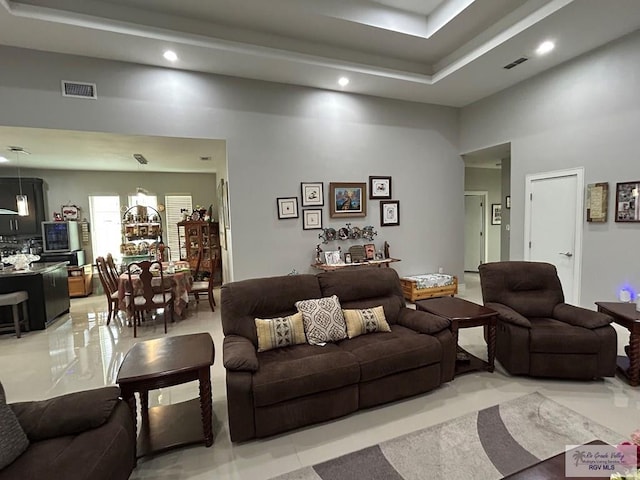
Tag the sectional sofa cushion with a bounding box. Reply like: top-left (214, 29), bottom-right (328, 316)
top-left (252, 343), bottom-right (360, 406)
top-left (255, 312), bottom-right (306, 352)
top-left (343, 306), bottom-right (390, 338)
top-left (295, 295), bottom-right (347, 345)
top-left (0, 382), bottom-right (29, 470)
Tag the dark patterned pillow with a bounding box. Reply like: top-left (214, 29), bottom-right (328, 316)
top-left (295, 295), bottom-right (347, 345)
top-left (255, 312), bottom-right (306, 352)
top-left (0, 382), bottom-right (29, 470)
top-left (343, 306), bottom-right (391, 339)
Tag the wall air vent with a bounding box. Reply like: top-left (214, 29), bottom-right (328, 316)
top-left (503, 57), bottom-right (529, 70)
top-left (61, 81), bottom-right (97, 99)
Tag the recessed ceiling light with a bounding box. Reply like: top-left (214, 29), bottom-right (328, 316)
top-left (338, 77), bottom-right (350, 87)
top-left (163, 50), bottom-right (178, 62)
top-left (0, 156), bottom-right (8, 163)
top-left (536, 41), bottom-right (555, 56)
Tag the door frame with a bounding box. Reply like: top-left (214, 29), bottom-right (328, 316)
top-left (464, 190), bottom-right (489, 269)
top-left (524, 167), bottom-right (584, 304)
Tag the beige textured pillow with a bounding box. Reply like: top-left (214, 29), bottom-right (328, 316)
top-left (343, 306), bottom-right (391, 339)
top-left (255, 312), bottom-right (306, 352)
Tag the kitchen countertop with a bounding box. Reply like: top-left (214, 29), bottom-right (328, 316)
top-left (0, 262), bottom-right (68, 277)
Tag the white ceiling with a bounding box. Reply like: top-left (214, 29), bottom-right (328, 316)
top-left (0, 0), bottom-right (639, 171)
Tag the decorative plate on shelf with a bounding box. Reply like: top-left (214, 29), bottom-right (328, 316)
top-left (190, 211), bottom-right (201, 221)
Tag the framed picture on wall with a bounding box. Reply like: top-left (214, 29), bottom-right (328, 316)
top-left (491, 204), bottom-right (502, 225)
top-left (302, 209), bottom-right (323, 230)
top-left (329, 182), bottom-right (367, 218)
top-left (368, 176), bottom-right (392, 199)
top-left (277, 197), bottom-right (299, 219)
top-left (615, 181), bottom-right (640, 222)
top-left (380, 200), bottom-right (400, 226)
top-left (301, 182), bottom-right (324, 207)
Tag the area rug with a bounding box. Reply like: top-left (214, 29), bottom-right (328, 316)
top-left (271, 392), bottom-right (623, 480)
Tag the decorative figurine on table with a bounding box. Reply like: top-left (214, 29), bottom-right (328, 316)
top-left (315, 244), bottom-right (323, 264)
top-left (384, 241), bottom-right (390, 259)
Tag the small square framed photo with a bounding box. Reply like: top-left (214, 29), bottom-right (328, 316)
top-left (369, 176), bottom-right (392, 199)
top-left (380, 200), bottom-right (400, 226)
top-left (277, 197), bottom-right (299, 219)
top-left (324, 251), bottom-right (341, 265)
top-left (344, 253), bottom-right (352, 264)
top-left (303, 209), bottom-right (323, 230)
top-left (301, 182), bottom-right (324, 207)
top-left (364, 243), bottom-right (375, 260)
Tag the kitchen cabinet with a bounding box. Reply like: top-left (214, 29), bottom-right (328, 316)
top-left (0, 262), bottom-right (70, 330)
top-left (0, 178), bottom-right (46, 236)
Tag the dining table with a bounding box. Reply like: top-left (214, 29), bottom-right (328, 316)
top-left (117, 261), bottom-right (193, 317)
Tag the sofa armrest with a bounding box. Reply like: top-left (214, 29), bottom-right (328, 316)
top-left (398, 308), bottom-right (450, 334)
top-left (223, 335), bottom-right (259, 372)
top-left (553, 303), bottom-right (613, 329)
top-left (485, 302), bottom-right (531, 329)
top-left (9, 386), bottom-right (121, 442)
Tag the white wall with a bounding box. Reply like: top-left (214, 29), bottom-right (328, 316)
top-left (464, 167), bottom-right (501, 263)
top-left (460, 30), bottom-right (640, 307)
top-left (0, 46), bottom-right (463, 281)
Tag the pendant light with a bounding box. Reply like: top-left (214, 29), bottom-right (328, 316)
top-left (9, 147), bottom-right (29, 216)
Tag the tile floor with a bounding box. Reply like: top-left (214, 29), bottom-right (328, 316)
top-left (0, 273), bottom-right (639, 479)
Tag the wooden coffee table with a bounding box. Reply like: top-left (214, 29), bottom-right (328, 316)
top-left (503, 440), bottom-right (607, 479)
top-left (596, 301), bottom-right (640, 386)
top-left (415, 296), bottom-right (497, 376)
top-left (117, 333), bottom-right (215, 458)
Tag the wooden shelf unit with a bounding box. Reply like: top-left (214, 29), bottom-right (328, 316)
top-left (177, 220), bottom-right (221, 275)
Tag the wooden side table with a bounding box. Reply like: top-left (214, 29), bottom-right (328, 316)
top-left (596, 301), bottom-right (640, 386)
top-left (116, 333), bottom-right (215, 458)
top-left (415, 296), bottom-right (497, 377)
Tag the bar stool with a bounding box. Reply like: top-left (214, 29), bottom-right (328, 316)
top-left (0, 291), bottom-right (29, 338)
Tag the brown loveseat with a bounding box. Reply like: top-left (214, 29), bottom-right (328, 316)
top-left (0, 385), bottom-right (135, 480)
top-left (478, 261), bottom-right (616, 379)
top-left (221, 267), bottom-right (456, 442)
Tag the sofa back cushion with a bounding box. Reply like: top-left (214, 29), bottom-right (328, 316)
top-left (222, 274), bottom-right (322, 345)
top-left (479, 261), bottom-right (564, 318)
top-left (318, 268), bottom-right (405, 324)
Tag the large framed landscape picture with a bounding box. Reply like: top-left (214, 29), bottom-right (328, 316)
top-left (329, 182), bottom-right (367, 218)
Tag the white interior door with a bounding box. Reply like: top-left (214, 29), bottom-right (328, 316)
top-left (525, 168), bottom-right (584, 304)
top-left (464, 194), bottom-right (485, 272)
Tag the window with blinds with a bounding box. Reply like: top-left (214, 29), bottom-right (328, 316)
top-left (165, 195), bottom-right (192, 261)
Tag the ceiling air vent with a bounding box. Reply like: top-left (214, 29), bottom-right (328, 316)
top-left (503, 57), bottom-right (529, 70)
top-left (61, 80), bottom-right (97, 99)
top-left (133, 154), bottom-right (148, 165)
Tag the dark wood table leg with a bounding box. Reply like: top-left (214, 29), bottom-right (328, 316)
top-left (487, 317), bottom-right (496, 372)
top-left (120, 387), bottom-right (138, 462)
top-left (629, 331), bottom-right (640, 387)
top-left (198, 367), bottom-right (214, 447)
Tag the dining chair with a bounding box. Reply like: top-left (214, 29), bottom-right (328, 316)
top-left (105, 253), bottom-right (120, 285)
top-left (95, 256), bottom-right (119, 325)
top-left (190, 252), bottom-right (217, 312)
top-left (126, 260), bottom-right (174, 337)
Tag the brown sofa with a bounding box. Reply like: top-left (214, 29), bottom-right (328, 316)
top-left (221, 267), bottom-right (456, 442)
top-left (1, 385), bottom-right (135, 480)
top-left (478, 261), bottom-right (616, 379)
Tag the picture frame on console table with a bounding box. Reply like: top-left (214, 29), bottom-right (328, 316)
top-left (329, 182), bottom-right (367, 218)
top-left (615, 181), bottom-right (640, 222)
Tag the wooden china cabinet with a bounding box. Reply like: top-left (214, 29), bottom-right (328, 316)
top-left (177, 220), bottom-right (221, 275)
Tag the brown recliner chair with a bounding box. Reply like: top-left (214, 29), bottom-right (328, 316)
top-left (478, 261), bottom-right (616, 379)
